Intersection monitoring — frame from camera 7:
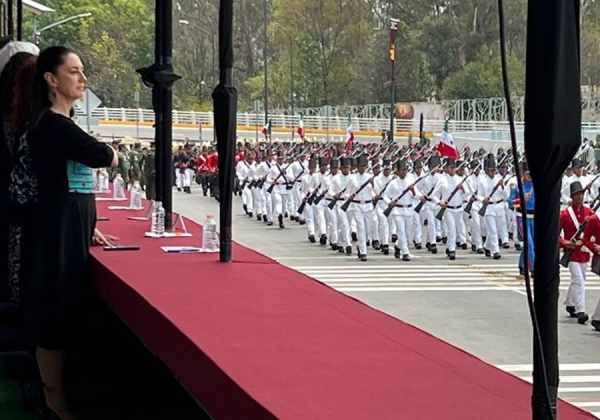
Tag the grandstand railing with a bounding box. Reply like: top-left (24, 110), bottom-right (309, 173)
top-left (84, 107), bottom-right (540, 134)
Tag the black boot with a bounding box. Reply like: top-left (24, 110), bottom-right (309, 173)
top-left (382, 245), bottom-right (390, 255)
top-left (591, 320), bottom-right (600, 331)
top-left (320, 234), bottom-right (328, 245)
top-left (278, 214), bottom-right (285, 228)
top-left (414, 242), bottom-right (422, 250)
top-left (243, 204), bottom-right (248, 215)
top-left (262, 214), bottom-right (268, 222)
top-left (577, 312), bottom-right (589, 325)
top-left (308, 234), bottom-right (316, 243)
top-left (391, 234), bottom-right (398, 242)
top-left (257, 214), bottom-right (262, 221)
top-left (351, 232), bottom-right (358, 242)
top-left (394, 246), bottom-right (401, 259)
top-left (372, 240), bottom-right (381, 250)
top-left (430, 244), bottom-right (438, 254)
top-left (345, 246), bottom-right (352, 255)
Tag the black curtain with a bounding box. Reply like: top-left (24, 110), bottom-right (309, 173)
top-left (525, 1), bottom-right (581, 418)
top-left (213, 0), bottom-right (236, 262)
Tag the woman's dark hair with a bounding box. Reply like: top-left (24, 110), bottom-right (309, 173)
top-left (0, 52), bottom-right (33, 116)
top-left (11, 55), bottom-right (37, 133)
top-left (30, 46), bottom-right (76, 128)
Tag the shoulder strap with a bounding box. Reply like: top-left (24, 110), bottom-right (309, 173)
top-left (567, 206), bottom-right (580, 230)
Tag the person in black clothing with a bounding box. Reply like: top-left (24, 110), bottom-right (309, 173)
top-left (23, 46), bottom-right (118, 420)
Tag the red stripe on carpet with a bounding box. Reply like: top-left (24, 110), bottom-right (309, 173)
top-left (90, 200), bottom-right (595, 419)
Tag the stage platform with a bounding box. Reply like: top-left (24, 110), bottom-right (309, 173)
top-left (90, 200), bottom-right (595, 420)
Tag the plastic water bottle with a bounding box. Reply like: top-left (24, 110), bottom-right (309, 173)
top-left (113, 173), bottom-right (126, 200)
top-left (201, 215), bottom-right (219, 252)
top-left (129, 181), bottom-right (143, 209)
top-left (151, 201), bottom-right (165, 236)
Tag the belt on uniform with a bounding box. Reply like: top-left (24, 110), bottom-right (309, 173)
top-left (325, 198), bottom-right (333, 201)
top-left (491, 199), bottom-right (504, 204)
top-left (394, 204), bottom-right (412, 208)
top-left (352, 200), bottom-right (372, 204)
top-left (446, 205), bottom-right (462, 209)
top-left (517, 209), bottom-right (535, 215)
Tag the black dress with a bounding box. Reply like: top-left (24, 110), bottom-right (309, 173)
top-left (25, 111), bottom-right (114, 349)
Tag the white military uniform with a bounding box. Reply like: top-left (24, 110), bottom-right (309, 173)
top-left (432, 173), bottom-right (466, 254)
top-left (346, 171), bottom-right (375, 257)
top-left (383, 173), bottom-right (421, 257)
top-left (477, 173), bottom-right (509, 256)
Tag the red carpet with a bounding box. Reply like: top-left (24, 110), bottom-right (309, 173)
top-left (90, 200), bottom-right (595, 419)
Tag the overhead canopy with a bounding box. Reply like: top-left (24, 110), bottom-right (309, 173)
top-left (23, 0), bottom-right (54, 15)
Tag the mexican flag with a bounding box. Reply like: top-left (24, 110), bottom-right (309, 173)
top-left (262, 119), bottom-right (271, 137)
top-left (297, 115), bottom-right (305, 139)
top-left (435, 120), bottom-right (458, 159)
top-left (345, 116), bottom-right (354, 149)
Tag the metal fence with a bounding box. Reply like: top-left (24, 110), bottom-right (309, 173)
top-left (83, 107), bottom-right (537, 134)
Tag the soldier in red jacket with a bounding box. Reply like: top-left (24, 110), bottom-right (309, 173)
top-left (582, 211), bottom-right (600, 332)
top-left (559, 181), bottom-right (592, 325)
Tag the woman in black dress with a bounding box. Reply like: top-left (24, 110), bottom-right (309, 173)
top-left (25, 46), bottom-right (117, 420)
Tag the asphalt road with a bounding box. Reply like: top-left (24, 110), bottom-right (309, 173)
top-left (89, 123), bottom-right (517, 150)
top-left (169, 185), bottom-right (600, 418)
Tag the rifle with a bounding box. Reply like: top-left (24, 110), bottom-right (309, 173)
top-left (327, 187), bottom-right (347, 210)
top-left (297, 192), bottom-right (312, 214)
top-left (340, 175), bottom-right (375, 212)
top-left (436, 176), bottom-right (468, 221)
top-left (559, 199), bottom-right (600, 267)
top-left (373, 176), bottom-right (397, 207)
top-left (266, 162), bottom-right (294, 194)
top-left (478, 172), bottom-right (511, 217)
top-left (383, 173), bottom-right (429, 218)
top-left (414, 165), bottom-right (443, 214)
top-left (584, 173), bottom-right (600, 192)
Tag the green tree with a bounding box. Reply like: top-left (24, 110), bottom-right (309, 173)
top-left (441, 48), bottom-right (524, 100)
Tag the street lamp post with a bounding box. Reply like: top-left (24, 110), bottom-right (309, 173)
top-left (33, 12), bottom-right (92, 45)
top-left (263, 0), bottom-right (268, 125)
top-left (178, 19), bottom-right (216, 89)
top-left (274, 23), bottom-right (295, 140)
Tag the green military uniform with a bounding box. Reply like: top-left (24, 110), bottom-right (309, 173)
top-left (116, 149), bottom-right (130, 183)
top-left (129, 144), bottom-right (142, 184)
top-left (142, 146), bottom-right (156, 201)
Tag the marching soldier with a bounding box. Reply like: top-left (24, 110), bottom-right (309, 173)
top-left (418, 156), bottom-right (441, 254)
top-left (141, 142), bottom-right (156, 201)
top-left (301, 158), bottom-right (318, 242)
top-left (560, 181), bottom-right (592, 325)
top-left (129, 142), bottom-right (142, 184)
top-left (383, 160), bottom-right (420, 261)
top-left (346, 154), bottom-right (375, 261)
top-left (331, 157), bottom-right (353, 254)
top-left (477, 157), bottom-right (507, 260)
top-left (373, 159), bottom-right (394, 254)
top-left (431, 158), bottom-right (465, 261)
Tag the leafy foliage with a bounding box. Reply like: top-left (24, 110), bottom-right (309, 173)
top-left (17, 0), bottom-right (600, 111)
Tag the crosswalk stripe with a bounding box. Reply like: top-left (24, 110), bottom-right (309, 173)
top-left (518, 376), bottom-right (600, 384)
top-left (294, 264), bottom-right (600, 291)
top-left (499, 363), bottom-right (600, 417)
top-left (498, 364), bottom-right (600, 371)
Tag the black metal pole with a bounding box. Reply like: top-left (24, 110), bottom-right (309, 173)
top-left (15, 0), bottom-right (21, 40)
top-left (290, 37), bottom-right (294, 140)
top-left (7, 0), bottom-right (13, 37)
top-left (153, 0), bottom-right (164, 207)
top-left (214, 0), bottom-right (237, 262)
top-left (161, 0), bottom-right (174, 229)
top-left (263, 0), bottom-right (268, 124)
top-left (388, 19), bottom-right (399, 145)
